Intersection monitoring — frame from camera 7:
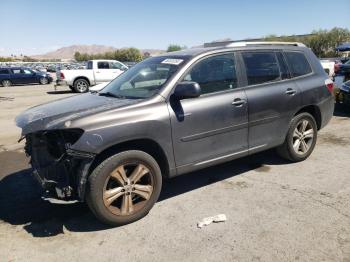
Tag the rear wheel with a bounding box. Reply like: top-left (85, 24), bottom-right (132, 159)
top-left (39, 77), bottom-right (48, 85)
top-left (1, 80), bottom-right (11, 87)
top-left (73, 78), bottom-right (89, 93)
top-left (87, 150), bottom-right (162, 226)
top-left (277, 112), bottom-right (317, 162)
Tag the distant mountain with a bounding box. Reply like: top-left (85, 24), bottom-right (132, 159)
top-left (32, 45), bottom-right (165, 60)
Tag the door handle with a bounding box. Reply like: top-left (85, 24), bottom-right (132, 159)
top-left (96, 71), bottom-right (101, 73)
top-left (285, 88), bottom-right (297, 95)
top-left (232, 98), bottom-right (246, 107)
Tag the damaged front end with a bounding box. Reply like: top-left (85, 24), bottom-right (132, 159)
top-left (24, 129), bottom-right (95, 202)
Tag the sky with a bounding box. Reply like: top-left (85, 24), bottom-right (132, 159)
top-left (1, 0), bottom-right (349, 56)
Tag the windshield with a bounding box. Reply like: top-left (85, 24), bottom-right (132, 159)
top-left (100, 56), bottom-right (188, 99)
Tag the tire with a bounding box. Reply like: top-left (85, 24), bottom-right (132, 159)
top-left (277, 112), bottom-right (317, 162)
top-left (39, 77), bottom-right (48, 85)
top-left (1, 80), bottom-right (12, 87)
top-left (73, 78), bottom-right (89, 93)
top-left (87, 150), bottom-right (162, 226)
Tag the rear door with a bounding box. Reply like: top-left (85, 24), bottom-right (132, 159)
top-left (168, 52), bottom-right (249, 173)
top-left (239, 51), bottom-right (301, 151)
top-left (94, 61), bottom-right (112, 83)
top-left (9, 69), bottom-right (24, 84)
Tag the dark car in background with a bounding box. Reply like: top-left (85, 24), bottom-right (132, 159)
top-left (0, 67), bottom-right (53, 87)
top-left (335, 59), bottom-right (350, 81)
top-left (337, 80), bottom-right (350, 105)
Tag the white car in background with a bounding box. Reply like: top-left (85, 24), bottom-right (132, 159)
top-left (320, 59), bottom-right (335, 77)
top-left (56, 59), bottom-right (128, 93)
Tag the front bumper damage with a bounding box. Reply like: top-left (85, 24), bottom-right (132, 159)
top-left (24, 129), bottom-right (95, 201)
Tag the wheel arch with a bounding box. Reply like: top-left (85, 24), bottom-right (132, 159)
top-left (89, 138), bottom-right (170, 179)
top-left (294, 105), bottom-right (322, 130)
top-left (73, 76), bottom-right (91, 86)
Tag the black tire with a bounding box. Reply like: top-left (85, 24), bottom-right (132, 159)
top-left (87, 150), bottom-right (162, 226)
top-left (39, 77), bottom-right (48, 85)
top-left (277, 112), bottom-right (317, 162)
top-left (1, 80), bottom-right (12, 87)
top-left (73, 78), bottom-right (89, 93)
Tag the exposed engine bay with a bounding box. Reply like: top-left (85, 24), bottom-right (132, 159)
top-left (24, 129), bottom-right (95, 201)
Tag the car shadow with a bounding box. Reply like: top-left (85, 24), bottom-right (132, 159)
top-left (0, 150), bottom-right (288, 238)
top-left (47, 90), bottom-right (74, 95)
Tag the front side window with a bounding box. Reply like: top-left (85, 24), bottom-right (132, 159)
top-left (110, 62), bottom-right (124, 70)
top-left (284, 52), bottom-right (312, 77)
top-left (242, 52), bottom-right (280, 85)
top-left (182, 53), bottom-right (237, 94)
top-left (23, 69), bottom-right (32, 74)
top-left (98, 61), bottom-right (110, 69)
top-left (100, 56), bottom-right (187, 99)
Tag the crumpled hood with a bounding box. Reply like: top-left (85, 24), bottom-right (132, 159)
top-left (16, 93), bottom-right (141, 135)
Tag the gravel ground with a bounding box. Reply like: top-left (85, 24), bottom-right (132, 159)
top-left (0, 85), bottom-right (350, 262)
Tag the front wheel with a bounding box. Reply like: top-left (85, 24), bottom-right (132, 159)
top-left (87, 150), bottom-right (162, 226)
top-left (277, 112), bottom-right (317, 162)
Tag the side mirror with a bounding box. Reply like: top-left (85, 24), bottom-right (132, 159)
top-left (121, 66), bottom-right (128, 71)
top-left (173, 82), bottom-right (201, 100)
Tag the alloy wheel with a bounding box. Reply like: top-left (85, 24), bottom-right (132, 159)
top-left (40, 77), bottom-right (48, 84)
top-left (1, 80), bottom-right (11, 87)
top-left (76, 81), bottom-right (88, 92)
top-left (103, 162), bottom-right (154, 216)
top-left (292, 119), bottom-right (314, 155)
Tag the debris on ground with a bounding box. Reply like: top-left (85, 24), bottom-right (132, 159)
top-left (197, 214), bottom-right (227, 228)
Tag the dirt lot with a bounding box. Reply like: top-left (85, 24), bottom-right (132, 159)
top-left (0, 85), bottom-right (350, 262)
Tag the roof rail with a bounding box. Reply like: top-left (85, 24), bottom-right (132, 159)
top-left (226, 41), bottom-right (306, 48)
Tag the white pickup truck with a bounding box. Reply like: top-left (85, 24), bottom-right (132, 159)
top-left (56, 59), bottom-right (128, 92)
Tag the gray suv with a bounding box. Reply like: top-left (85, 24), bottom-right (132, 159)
top-left (16, 42), bottom-right (334, 226)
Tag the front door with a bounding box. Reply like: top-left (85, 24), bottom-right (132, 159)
top-left (168, 53), bottom-right (249, 173)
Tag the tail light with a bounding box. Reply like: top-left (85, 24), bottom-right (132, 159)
top-left (325, 79), bottom-right (334, 93)
top-left (60, 72), bottom-right (65, 79)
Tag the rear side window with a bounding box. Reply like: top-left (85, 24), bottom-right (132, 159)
top-left (284, 52), bottom-right (312, 77)
top-left (242, 52), bottom-right (280, 85)
top-left (0, 69), bottom-right (9, 74)
top-left (98, 62), bottom-right (110, 69)
top-left (87, 61), bottom-right (93, 69)
top-left (182, 53), bottom-right (238, 95)
top-left (11, 69), bottom-right (21, 74)
top-left (276, 52), bottom-right (290, 79)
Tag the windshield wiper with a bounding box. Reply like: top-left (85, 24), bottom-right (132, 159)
top-left (99, 92), bottom-right (126, 99)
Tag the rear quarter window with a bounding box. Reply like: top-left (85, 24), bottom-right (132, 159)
top-left (0, 69), bottom-right (9, 74)
top-left (284, 52), bottom-right (312, 77)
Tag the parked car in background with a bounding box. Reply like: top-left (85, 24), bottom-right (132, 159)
top-left (16, 42), bottom-right (334, 226)
top-left (336, 80), bottom-right (350, 105)
top-left (335, 59), bottom-right (350, 81)
top-left (0, 67), bottom-right (53, 87)
top-left (320, 59), bottom-right (335, 77)
top-left (56, 60), bottom-right (128, 93)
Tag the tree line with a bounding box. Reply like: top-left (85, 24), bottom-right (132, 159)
top-left (74, 48), bottom-right (143, 62)
top-left (263, 27), bottom-right (350, 58)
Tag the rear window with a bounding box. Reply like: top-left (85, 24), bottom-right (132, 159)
top-left (0, 69), bottom-right (9, 74)
top-left (284, 52), bottom-right (312, 77)
top-left (242, 52), bottom-right (280, 85)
